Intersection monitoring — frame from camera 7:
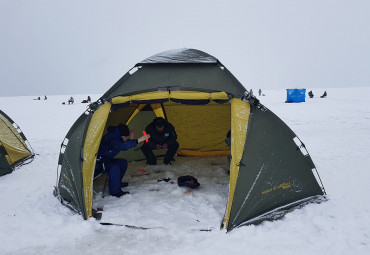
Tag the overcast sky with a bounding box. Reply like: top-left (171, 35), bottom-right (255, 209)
top-left (1, 0), bottom-right (370, 97)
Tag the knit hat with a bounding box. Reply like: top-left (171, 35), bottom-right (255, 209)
top-left (154, 117), bottom-right (166, 128)
top-left (118, 124), bottom-right (130, 136)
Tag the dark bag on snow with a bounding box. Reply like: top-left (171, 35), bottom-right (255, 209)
top-left (177, 175), bottom-right (200, 189)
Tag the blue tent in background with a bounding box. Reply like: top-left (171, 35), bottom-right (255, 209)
top-left (286, 89), bottom-right (306, 103)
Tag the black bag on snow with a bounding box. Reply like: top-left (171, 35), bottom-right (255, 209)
top-left (177, 175), bottom-right (200, 189)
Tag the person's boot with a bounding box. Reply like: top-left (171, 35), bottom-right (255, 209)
top-left (121, 182), bottom-right (129, 188)
top-left (163, 157), bottom-right (175, 165)
top-left (112, 190), bottom-right (130, 197)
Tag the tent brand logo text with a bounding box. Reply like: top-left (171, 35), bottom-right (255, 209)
top-left (262, 182), bottom-right (291, 195)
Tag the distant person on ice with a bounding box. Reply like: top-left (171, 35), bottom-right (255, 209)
top-left (97, 124), bottom-right (150, 197)
top-left (68, 97), bottom-right (74, 104)
top-left (82, 96), bottom-right (92, 103)
top-left (258, 89), bottom-right (262, 96)
top-left (308, 91), bottom-right (314, 98)
top-left (44, 95), bottom-right (47, 100)
top-left (320, 91), bottom-right (327, 98)
top-left (141, 117), bottom-right (179, 165)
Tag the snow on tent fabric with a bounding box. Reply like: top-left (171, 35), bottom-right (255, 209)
top-left (53, 48), bottom-right (326, 232)
top-left (286, 89), bottom-right (306, 103)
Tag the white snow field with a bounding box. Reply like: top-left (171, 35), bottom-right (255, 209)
top-left (1, 88), bottom-right (369, 255)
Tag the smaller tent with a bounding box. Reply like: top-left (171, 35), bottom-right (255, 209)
top-left (286, 89), bottom-right (306, 103)
top-left (0, 110), bottom-right (35, 176)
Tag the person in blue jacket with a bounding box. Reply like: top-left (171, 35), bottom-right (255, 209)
top-left (97, 123), bottom-right (150, 197)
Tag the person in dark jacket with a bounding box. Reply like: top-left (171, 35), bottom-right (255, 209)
top-left (141, 117), bottom-right (179, 165)
top-left (320, 91), bottom-right (327, 98)
top-left (308, 90), bottom-right (314, 98)
top-left (97, 123), bottom-right (150, 197)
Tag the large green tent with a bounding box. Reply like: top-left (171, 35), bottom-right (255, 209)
top-left (54, 48), bottom-right (326, 231)
top-left (0, 110), bottom-right (35, 176)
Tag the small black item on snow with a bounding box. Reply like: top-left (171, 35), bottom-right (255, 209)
top-left (158, 178), bottom-right (171, 182)
top-left (177, 175), bottom-right (200, 189)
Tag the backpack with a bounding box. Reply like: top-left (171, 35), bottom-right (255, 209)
top-left (177, 176), bottom-right (200, 189)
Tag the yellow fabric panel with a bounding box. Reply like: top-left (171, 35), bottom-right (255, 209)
top-left (211, 92), bottom-right (229, 100)
top-left (111, 91), bottom-right (228, 104)
top-left (104, 105), bottom-right (137, 135)
top-left (0, 115), bottom-right (31, 164)
top-left (177, 149), bottom-right (230, 157)
top-left (169, 91), bottom-right (228, 100)
top-left (126, 104), bottom-right (146, 125)
top-left (150, 104), bottom-right (165, 118)
top-left (111, 91), bottom-right (170, 104)
top-left (222, 98), bottom-right (250, 229)
top-left (163, 102), bottom-right (231, 152)
top-left (82, 102), bottom-right (111, 219)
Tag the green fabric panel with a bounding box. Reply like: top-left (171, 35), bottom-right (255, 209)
top-left (228, 107), bottom-right (324, 231)
top-left (58, 113), bottom-right (91, 219)
top-left (102, 64), bottom-right (246, 100)
top-left (0, 145), bottom-right (12, 176)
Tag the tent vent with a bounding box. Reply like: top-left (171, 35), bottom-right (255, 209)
top-left (293, 137), bottom-right (308, 156)
top-left (129, 67), bottom-right (139, 75)
top-left (220, 66), bottom-right (225, 70)
top-left (60, 138), bottom-right (69, 154)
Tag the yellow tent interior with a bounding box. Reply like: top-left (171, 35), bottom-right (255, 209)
top-left (108, 104), bottom-right (230, 159)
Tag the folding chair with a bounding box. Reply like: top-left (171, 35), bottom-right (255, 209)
top-left (93, 158), bottom-right (109, 198)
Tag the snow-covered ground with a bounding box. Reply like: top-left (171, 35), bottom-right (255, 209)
top-left (0, 88), bottom-right (369, 255)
